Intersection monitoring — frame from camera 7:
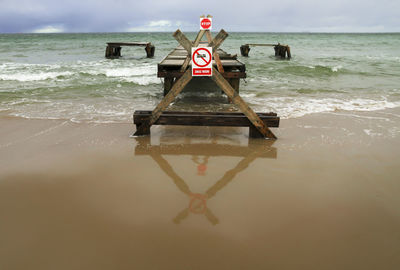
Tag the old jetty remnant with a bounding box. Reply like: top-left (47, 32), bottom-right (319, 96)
top-left (105, 42), bottom-right (155, 59)
top-left (133, 15), bottom-right (279, 139)
top-left (240, 43), bottom-right (291, 59)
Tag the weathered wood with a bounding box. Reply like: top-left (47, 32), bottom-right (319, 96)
top-left (246, 43), bottom-right (277, 47)
top-left (107, 42), bottom-right (150, 47)
top-left (208, 29), bottom-right (229, 51)
top-left (163, 77), bottom-right (174, 96)
top-left (136, 28), bottom-right (278, 139)
top-left (286, 46), bottom-right (291, 58)
top-left (211, 67), bottom-right (277, 139)
top-left (206, 31), bottom-right (224, 73)
top-left (229, 78), bottom-right (240, 93)
top-left (145, 44), bottom-right (155, 58)
top-left (173, 30), bottom-right (193, 53)
top-left (105, 42), bottom-right (155, 59)
top-left (133, 110), bottom-right (279, 138)
top-left (240, 45), bottom-right (250, 57)
top-left (241, 43), bottom-right (291, 59)
top-left (135, 111), bottom-right (277, 116)
top-left (134, 111), bottom-right (279, 127)
top-left (158, 71), bottom-right (246, 79)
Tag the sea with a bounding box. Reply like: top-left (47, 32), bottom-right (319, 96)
top-left (0, 32), bottom-right (399, 123)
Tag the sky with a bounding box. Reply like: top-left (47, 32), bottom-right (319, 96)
top-left (0, 0), bottom-right (399, 33)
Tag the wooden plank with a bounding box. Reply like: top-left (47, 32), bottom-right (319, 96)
top-left (134, 111), bottom-right (277, 116)
top-left (210, 67), bottom-right (277, 139)
top-left (157, 71), bottom-right (246, 79)
top-left (107, 42), bottom-right (150, 47)
top-left (208, 30), bottom-right (229, 51)
top-left (246, 43), bottom-right (277, 47)
top-left (160, 59), bottom-right (244, 67)
top-left (134, 112), bottom-right (279, 127)
top-left (173, 30), bottom-right (193, 53)
top-left (205, 31), bottom-right (224, 73)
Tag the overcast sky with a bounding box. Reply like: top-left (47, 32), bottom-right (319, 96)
top-left (0, 0), bottom-right (399, 33)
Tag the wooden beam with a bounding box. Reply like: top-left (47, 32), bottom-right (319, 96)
top-left (206, 31), bottom-right (224, 73)
top-left (134, 68), bottom-right (193, 136)
top-left (180, 29), bottom-right (206, 72)
top-left (134, 111), bottom-right (279, 127)
top-left (158, 71), bottom-right (246, 79)
top-left (208, 29), bottom-right (228, 51)
top-left (193, 30), bottom-right (206, 46)
top-left (173, 30), bottom-right (193, 53)
top-left (210, 67), bottom-right (277, 139)
top-left (149, 69), bottom-right (193, 125)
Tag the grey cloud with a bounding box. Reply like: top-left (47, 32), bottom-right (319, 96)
top-left (0, 0), bottom-right (399, 33)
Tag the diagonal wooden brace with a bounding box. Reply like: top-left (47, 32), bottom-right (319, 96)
top-left (134, 70), bottom-right (193, 136)
top-left (211, 67), bottom-right (277, 139)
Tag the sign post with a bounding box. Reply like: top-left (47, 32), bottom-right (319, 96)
top-left (192, 47), bottom-right (212, 76)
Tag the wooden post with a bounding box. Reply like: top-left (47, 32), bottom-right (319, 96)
top-left (286, 46), bottom-right (291, 59)
top-left (164, 77), bottom-right (174, 96)
top-left (229, 78), bottom-right (240, 93)
top-left (105, 46), bottom-right (112, 58)
top-left (240, 45), bottom-right (250, 57)
top-left (145, 44), bottom-right (155, 58)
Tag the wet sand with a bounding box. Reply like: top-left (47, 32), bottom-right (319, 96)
top-left (1, 109), bottom-right (400, 270)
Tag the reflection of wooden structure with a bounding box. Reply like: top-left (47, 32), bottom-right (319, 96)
top-left (135, 137), bottom-right (277, 225)
top-left (105, 42), bottom-right (155, 59)
top-left (240, 43), bottom-right (291, 59)
top-left (133, 15), bottom-right (279, 139)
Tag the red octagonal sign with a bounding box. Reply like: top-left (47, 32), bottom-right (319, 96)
top-left (200, 18), bottom-right (212, 30)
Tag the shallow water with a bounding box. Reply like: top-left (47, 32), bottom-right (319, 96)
top-left (0, 32), bottom-right (399, 122)
top-left (1, 110), bottom-right (400, 270)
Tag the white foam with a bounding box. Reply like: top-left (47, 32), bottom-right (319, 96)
top-left (245, 96), bottom-right (400, 119)
top-left (0, 71), bottom-right (73, 82)
top-left (122, 76), bottom-right (160, 85)
top-left (105, 66), bottom-right (155, 77)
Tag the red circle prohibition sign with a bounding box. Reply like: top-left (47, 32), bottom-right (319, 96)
top-left (192, 48), bottom-right (212, 68)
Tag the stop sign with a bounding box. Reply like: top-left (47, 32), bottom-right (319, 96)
top-left (200, 18), bottom-right (212, 30)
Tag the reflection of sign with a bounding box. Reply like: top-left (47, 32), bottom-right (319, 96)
top-left (200, 18), bottom-right (212, 30)
top-left (192, 47), bottom-right (212, 76)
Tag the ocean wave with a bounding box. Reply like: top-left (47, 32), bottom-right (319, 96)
top-left (122, 76), bottom-right (160, 85)
top-left (0, 71), bottom-right (73, 82)
top-left (245, 96), bottom-right (400, 119)
top-left (279, 64), bottom-right (344, 77)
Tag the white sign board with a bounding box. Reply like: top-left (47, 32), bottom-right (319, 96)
top-left (192, 47), bottom-right (212, 76)
top-left (200, 18), bottom-right (212, 30)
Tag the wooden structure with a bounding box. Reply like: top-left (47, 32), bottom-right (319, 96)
top-left (105, 42), bottom-right (155, 59)
top-left (240, 43), bottom-right (291, 59)
top-left (134, 136), bottom-right (277, 224)
top-left (158, 43), bottom-right (244, 96)
top-left (133, 15), bottom-right (279, 139)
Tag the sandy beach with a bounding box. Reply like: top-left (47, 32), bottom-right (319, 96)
top-left (1, 108), bottom-right (400, 270)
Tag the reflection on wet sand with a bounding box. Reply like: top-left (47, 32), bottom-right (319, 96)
top-left (135, 134), bottom-right (277, 225)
